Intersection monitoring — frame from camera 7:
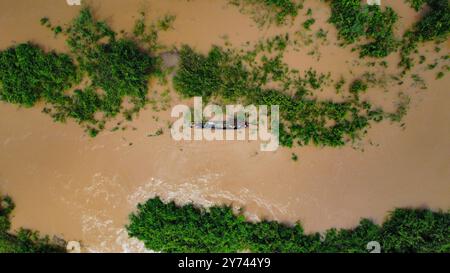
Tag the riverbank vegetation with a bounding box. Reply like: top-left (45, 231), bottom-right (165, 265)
top-left (0, 196), bottom-right (65, 253)
top-left (127, 197), bottom-right (450, 253)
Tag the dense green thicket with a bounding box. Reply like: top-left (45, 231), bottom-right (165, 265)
top-left (229, 0), bottom-right (304, 26)
top-left (51, 8), bottom-right (157, 135)
top-left (0, 8), bottom-right (162, 137)
top-left (329, 0), bottom-right (399, 58)
top-left (400, 0), bottom-right (450, 70)
top-left (0, 196), bottom-right (65, 253)
top-left (127, 197), bottom-right (450, 253)
top-left (173, 44), bottom-right (392, 147)
top-left (0, 43), bottom-right (78, 107)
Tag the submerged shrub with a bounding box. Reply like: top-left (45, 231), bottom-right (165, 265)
top-left (173, 46), bottom-right (224, 98)
top-left (127, 197), bottom-right (450, 253)
top-left (0, 43), bottom-right (77, 107)
top-left (1, 7), bottom-right (161, 136)
top-left (328, 0), bottom-right (399, 58)
top-left (400, 0), bottom-right (450, 70)
top-left (84, 39), bottom-right (155, 117)
top-left (173, 45), bottom-right (387, 148)
top-left (405, 0), bottom-right (427, 11)
top-left (66, 8), bottom-right (157, 118)
top-left (229, 0), bottom-right (303, 26)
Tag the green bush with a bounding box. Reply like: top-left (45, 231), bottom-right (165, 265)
top-left (328, 0), bottom-right (399, 58)
top-left (405, 0), bottom-right (427, 11)
top-left (84, 39), bottom-right (155, 117)
top-left (173, 46), bottom-right (224, 98)
top-left (0, 43), bottom-right (77, 107)
top-left (127, 197), bottom-right (450, 253)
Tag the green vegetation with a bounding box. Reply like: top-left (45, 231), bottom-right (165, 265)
top-left (349, 79), bottom-right (368, 95)
top-left (405, 0), bottom-right (427, 11)
top-left (0, 196), bottom-right (65, 253)
top-left (64, 8), bottom-right (156, 119)
top-left (127, 197), bottom-right (450, 253)
top-left (173, 44), bottom-right (399, 147)
top-left (229, 0), bottom-right (304, 26)
top-left (291, 153), bottom-right (298, 161)
top-left (0, 43), bottom-right (77, 107)
top-left (400, 0), bottom-right (450, 70)
top-left (302, 18), bottom-right (315, 30)
top-left (133, 12), bottom-right (176, 52)
top-left (329, 0), bottom-right (399, 58)
top-left (0, 2), bottom-right (447, 144)
top-left (0, 7), bottom-right (168, 136)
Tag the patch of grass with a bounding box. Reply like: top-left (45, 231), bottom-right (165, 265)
top-left (127, 197), bottom-right (450, 253)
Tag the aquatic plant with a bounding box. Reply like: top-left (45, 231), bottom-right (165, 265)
top-left (349, 79), bottom-right (368, 96)
top-left (405, 0), bottom-right (427, 11)
top-left (173, 45), bottom-right (389, 148)
top-left (1, 7), bottom-right (166, 136)
top-left (328, 0), bottom-right (399, 58)
top-left (0, 196), bottom-right (65, 253)
top-left (400, 0), bottom-right (450, 70)
top-left (228, 0), bottom-right (304, 27)
top-left (0, 43), bottom-right (77, 107)
top-left (302, 18), bottom-right (315, 30)
top-left (127, 197), bottom-right (450, 253)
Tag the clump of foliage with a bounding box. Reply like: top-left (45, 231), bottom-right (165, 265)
top-left (405, 0), bottom-right (427, 11)
top-left (0, 196), bottom-right (65, 253)
top-left (400, 0), bottom-right (450, 70)
top-left (1, 7), bottom-right (165, 136)
top-left (127, 197), bottom-right (450, 253)
top-left (302, 18), bottom-right (316, 30)
top-left (291, 153), bottom-right (298, 161)
top-left (328, 0), bottom-right (399, 58)
top-left (173, 44), bottom-right (392, 147)
top-left (65, 8), bottom-right (156, 118)
top-left (0, 43), bottom-right (78, 107)
top-left (349, 79), bottom-right (368, 95)
top-left (229, 0), bottom-right (304, 27)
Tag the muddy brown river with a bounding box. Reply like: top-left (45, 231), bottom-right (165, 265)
top-left (0, 0), bottom-right (449, 252)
